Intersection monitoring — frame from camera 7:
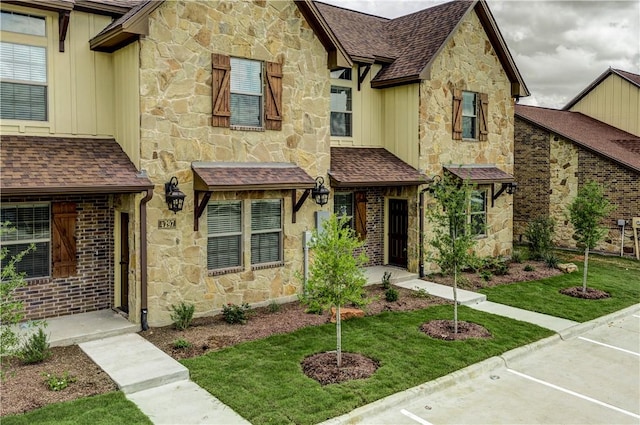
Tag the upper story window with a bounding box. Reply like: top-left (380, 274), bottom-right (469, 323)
top-left (0, 11), bottom-right (48, 121)
top-left (452, 89), bottom-right (488, 141)
top-left (331, 68), bottom-right (352, 81)
top-left (212, 54), bottom-right (282, 131)
top-left (330, 86), bottom-right (352, 137)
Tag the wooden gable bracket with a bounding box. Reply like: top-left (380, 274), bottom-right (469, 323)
top-left (292, 188), bottom-right (312, 224)
top-left (58, 10), bottom-right (70, 52)
top-left (357, 64), bottom-right (371, 91)
top-left (193, 190), bottom-right (212, 231)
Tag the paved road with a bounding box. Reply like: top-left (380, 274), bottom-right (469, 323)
top-left (366, 313), bottom-right (640, 424)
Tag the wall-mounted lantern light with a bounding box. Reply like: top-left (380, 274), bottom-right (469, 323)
top-left (311, 177), bottom-right (330, 207)
top-left (491, 181), bottom-right (518, 207)
top-left (164, 176), bottom-right (186, 213)
top-left (505, 182), bottom-right (518, 195)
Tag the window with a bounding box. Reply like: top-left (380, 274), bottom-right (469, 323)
top-left (1, 204), bottom-right (50, 278)
top-left (331, 68), bottom-right (352, 80)
top-left (207, 201), bottom-right (242, 270)
top-left (330, 86), bottom-right (352, 137)
top-left (251, 200), bottom-right (282, 265)
top-left (212, 54), bottom-right (282, 130)
top-left (469, 190), bottom-right (487, 237)
top-left (334, 192), bottom-right (354, 228)
top-left (452, 90), bottom-right (488, 141)
top-left (0, 11), bottom-right (47, 121)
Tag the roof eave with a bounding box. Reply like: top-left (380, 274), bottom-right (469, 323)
top-left (370, 75), bottom-right (421, 89)
top-left (89, 1), bottom-right (162, 52)
top-left (1, 185), bottom-right (154, 197)
top-left (328, 176), bottom-right (428, 188)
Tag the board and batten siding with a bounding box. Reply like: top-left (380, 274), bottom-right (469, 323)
top-left (383, 84), bottom-right (419, 169)
top-left (113, 42), bottom-right (141, 167)
top-left (569, 73), bottom-right (640, 137)
top-left (0, 4), bottom-right (115, 138)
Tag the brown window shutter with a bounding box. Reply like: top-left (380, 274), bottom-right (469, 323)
top-left (52, 202), bottom-right (77, 278)
top-left (452, 89), bottom-right (463, 140)
top-left (479, 92), bottom-right (489, 141)
top-left (212, 53), bottom-right (231, 127)
top-left (355, 191), bottom-right (367, 240)
top-left (265, 61), bottom-right (283, 131)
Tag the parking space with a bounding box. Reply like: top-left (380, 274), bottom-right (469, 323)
top-left (365, 313), bottom-right (640, 424)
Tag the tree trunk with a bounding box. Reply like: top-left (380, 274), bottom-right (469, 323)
top-left (453, 264), bottom-right (458, 334)
top-left (582, 247), bottom-right (589, 294)
top-left (336, 304), bottom-right (342, 368)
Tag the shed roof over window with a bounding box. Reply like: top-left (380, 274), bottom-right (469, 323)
top-left (444, 165), bottom-right (514, 184)
top-left (192, 162), bottom-right (316, 192)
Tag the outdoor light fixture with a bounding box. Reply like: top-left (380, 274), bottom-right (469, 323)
top-left (491, 181), bottom-right (518, 207)
top-left (427, 175), bottom-right (442, 195)
top-left (164, 176), bottom-right (186, 213)
top-left (311, 176), bottom-right (330, 206)
top-left (505, 182), bottom-right (518, 195)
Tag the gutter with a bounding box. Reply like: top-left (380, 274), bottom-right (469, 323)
top-left (419, 187), bottom-right (429, 278)
top-left (139, 188), bottom-right (153, 331)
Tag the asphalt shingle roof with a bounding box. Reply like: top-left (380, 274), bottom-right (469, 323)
top-left (0, 136), bottom-right (153, 196)
top-left (444, 165), bottom-right (514, 183)
top-left (192, 162), bottom-right (316, 191)
top-left (516, 104), bottom-right (640, 173)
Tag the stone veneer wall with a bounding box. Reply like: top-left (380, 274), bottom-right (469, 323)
top-left (418, 10), bottom-right (514, 267)
top-left (138, 1), bottom-right (331, 326)
top-left (549, 137), bottom-right (579, 248)
top-left (513, 118), bottom-right (551, 242)
top-left (7, 195), bottom-right (115, 321)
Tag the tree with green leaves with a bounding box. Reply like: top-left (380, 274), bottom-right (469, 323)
top-left (300, 214), bottom-right (369, 367)
top-left (426, 173), bottom-right (477, 333)
top-left (567, 181), bottom-right (614, 294)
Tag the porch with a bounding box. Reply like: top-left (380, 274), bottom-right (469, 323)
top-left (20, 266), bottom-right (418, 347)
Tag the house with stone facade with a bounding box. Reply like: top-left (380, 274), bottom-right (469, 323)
top-left (1, 0), bottom-right (528, 328)
top-left (514, 68), bottom-right (640, 258)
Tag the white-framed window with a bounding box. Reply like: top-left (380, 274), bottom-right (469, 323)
top-left (469, 190), bottom-right (487, 237)
top-left (334, 192), bottom-right (354, 229)
top-left (230, 57), bottom-right (263, 128)
top-left (0, 203), bottom-right (50, 278)
top-left (251, 199), bottom-right (282, 265)
top-left (330, 86), bottom-right (352, 137)
top-left (0, 11), bottom-right (47, 121)
top-left (462, 91), bottom-right (477, 139)
top-left (207, 201), bottom-right (243, 270)
top-left (331, 68), bottom-right (352, 80)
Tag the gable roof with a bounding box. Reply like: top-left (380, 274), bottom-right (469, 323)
top-left (0, 136), bottom-right (153, 196)
top-left (515, 104), bottom-right (640, 173)
top-left (314, 0), bottom-right (528, 96)
top-left (563, 68), bottom-right (640, 110)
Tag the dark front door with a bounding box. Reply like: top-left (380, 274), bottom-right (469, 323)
top-left (119, 212), bottom-right (129, 313)
top-left (388, 199), bottom-right (408, 268)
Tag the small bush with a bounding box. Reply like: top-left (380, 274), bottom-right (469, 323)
top-left (381, 271), bottom-right (392, 289)
top-left (412, 287), bottom-right (431, 299)
top-left (173, 339), bottom-right (192, 349)
top-left (524, 264), bottom-right (535, 272)
top-left (222, 303), bottom-right (251, 324)
top-left (511, 250), bottom-right (526, 264)
top-left (385, 288), bottom-right (399, 302)
top-left (170, 302), bottom-right (195, 330)
top-left (480, 270), bottom-right (493, 282)
top-left (42, 371), bottom-right (76, 391)
top-left (267, 301), bottom-right (281, 313)
top-left (19, 327), bottom-right (51, 364)
top-left (524, 216), bottom-right (556, 260)
top-left (543, 253), bottom-right (560, 269)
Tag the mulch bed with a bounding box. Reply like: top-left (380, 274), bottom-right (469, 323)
top-left (559, 286), bottom-right (610, 299)
top-left (420, 319), bottom-right (492, 341)
top-left (301, 352), bottom-right (379, 385)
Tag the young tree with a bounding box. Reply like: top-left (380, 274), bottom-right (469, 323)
top-left (567, 181), bottom-right (614, 294)
top-left (426, 173), bottom-right (477, 333)
top-left (300, 214), bottom-right (369, 367)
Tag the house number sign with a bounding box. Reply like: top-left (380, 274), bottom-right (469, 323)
top-left (158, 219), bottom-right (176, 229)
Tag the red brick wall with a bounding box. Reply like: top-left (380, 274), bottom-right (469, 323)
top-left (5, 195), bottom-right (114, 320)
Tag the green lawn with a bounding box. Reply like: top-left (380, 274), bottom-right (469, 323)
top-left (480, 253), bottom-right (640, 322)
top-left (182, 305), bottom-right (553, 425)
top-left (0, 392), bottom-right (151, 425)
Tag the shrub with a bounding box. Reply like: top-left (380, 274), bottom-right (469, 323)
top-left (385, 288), bottom-right (399, 302)
top-left (511, 249), bottom-right (526, 264)
top-left (42, 371), bottom-right (76, 391)
top-left (170, 302), bottom-right (195, 330)
top-left (524, 264), bottom-right (535, 272)
top-left (381, 271), bottom-right (392, 289)
top-left (524, 216), bottom-right (555, 260)
top-left (267, 301), bottom-right (281, 313)
top-left (173, 339), bottom-right (192, 349)
top-left (543, 253), bottom-right (560, 269)
top-left (222, 303), bottom-right (251, 324)
top-left (412, 287), bottom-right (431, 299)
top-left (19, 327), bottom-right (51, 364)
top-left (480, 270), bottom-right (493, 282)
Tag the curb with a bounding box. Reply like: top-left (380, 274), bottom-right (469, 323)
top-left (558, 303), bottom-right (640, 340)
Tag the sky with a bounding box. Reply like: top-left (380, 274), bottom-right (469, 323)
top-left (321, 0), bottom-right (640, 109)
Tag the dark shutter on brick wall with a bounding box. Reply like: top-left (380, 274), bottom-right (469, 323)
top-left (265, 61), bottom-right (283, 131)
top-left (479, 92), bottom-right (489, 141)
top-left (355, 191), bottom-right (367, 240)
top-left (452, 89), bottom-right (463, 140)
top-left (52, 202), bottom-right (77, 278)
top-left (212, 53), bottom-right (231, 127)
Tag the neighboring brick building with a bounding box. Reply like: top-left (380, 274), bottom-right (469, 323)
top-left (514, 69), bottom-right (640, 257)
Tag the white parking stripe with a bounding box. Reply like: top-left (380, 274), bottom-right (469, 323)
top-left (507, 369), bottom-right (640, 419)
top-left (400, 409), bottom-right (434, 425)
top-left (578, 337), bottom-right (640, 356)
top-left (633, 314), bottom-right (640, 319)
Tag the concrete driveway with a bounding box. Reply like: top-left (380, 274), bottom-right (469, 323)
top-left (353, 312), bottom-right (640, 424)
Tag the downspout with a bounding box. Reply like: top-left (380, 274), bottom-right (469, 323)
top-left (139, 189), bottom-right (153, 331)
top-left (419, 188), bottom-right (429, 278)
